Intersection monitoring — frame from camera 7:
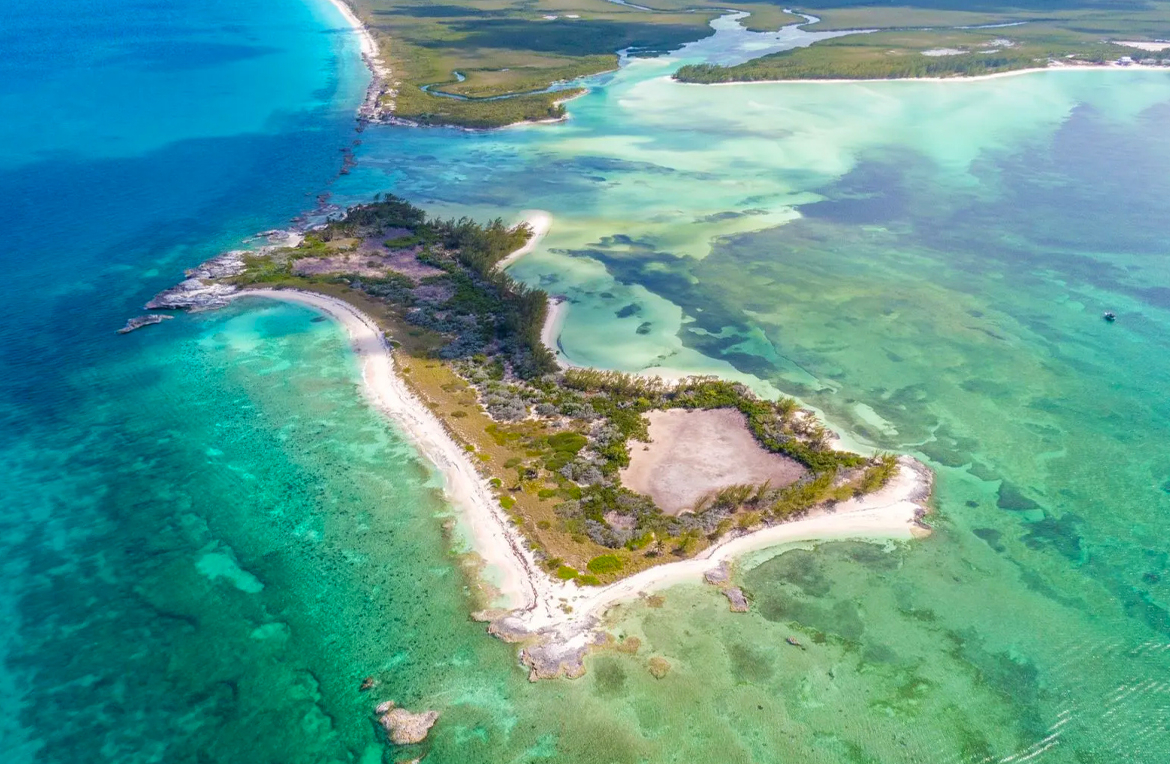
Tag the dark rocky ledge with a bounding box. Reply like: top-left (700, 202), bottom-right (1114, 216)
top-left (144, 250), bottom-right (246, 311)
top-left (117, 314), bottom-right (174, 334)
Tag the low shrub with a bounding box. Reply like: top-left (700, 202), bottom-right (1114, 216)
top-left (587, 554), bottom-right (623, 574)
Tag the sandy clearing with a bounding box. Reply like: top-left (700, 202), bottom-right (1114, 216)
top-left (1117, 41), bottom-right (1170, 52)
top-left (621, 409), bottom-right (806, 515)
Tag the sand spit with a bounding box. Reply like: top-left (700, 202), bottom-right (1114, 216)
top-left (156, 209), bottom-right (932, 682)
top-left (496, 211), bottom-right (552, 270)
top-left (233, 279), bottom-right (932, 677)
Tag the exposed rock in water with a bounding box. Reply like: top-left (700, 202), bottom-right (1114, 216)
top-left (117, 314), bottom-right (173, 334)
top-left (490, 615), bottom-right (608, 681)
top-left (647, 656), bottom-right (671, 679)
top-left (374, 701), bottom-right (439, 745)
top-left (704, 562), bottom-right (731, 586)
top-left (144, 250), bottom-right (247, 311)
top-left (520, 634), bottom-right (604, 681)
top-left (486, 616), bottom-right (532, 643)
top-left (724, 586), bottom-right (750, 613)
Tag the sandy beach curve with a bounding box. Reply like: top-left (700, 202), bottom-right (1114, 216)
top-left (225, 210), bottom-right (932, 654)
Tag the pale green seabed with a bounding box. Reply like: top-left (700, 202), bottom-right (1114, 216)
top-left (323, 27), bottom-right (1170, 761)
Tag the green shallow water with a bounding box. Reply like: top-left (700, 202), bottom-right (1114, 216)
top-left (325, 35), bottom-right (1170, 761)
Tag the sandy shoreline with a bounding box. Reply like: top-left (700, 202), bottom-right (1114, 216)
top-left (228, 288), bottom-right (550, 611)
top-left (679, 61), bottom-right (1169, 88)
top-left (496, 211), bottom-right (552, 270)
top-left (322, 0), bottom-right (392, 121)
top-left (234, 285), bottom-right (932, 635)
top-left (223, 209), bottom-right (932, 663)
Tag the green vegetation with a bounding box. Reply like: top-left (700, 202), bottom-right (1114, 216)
top-left (586, 554), bottom-right (623, 574)
top-left (349, 0), bottom-right (731, 127)
top-left (340, 0), bottom-right (1170, 122)
top-left (677, 2), bottom-right (1170, 83)
top-left (227, 196), bottom-right (901, 583)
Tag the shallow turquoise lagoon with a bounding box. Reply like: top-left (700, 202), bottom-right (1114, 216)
top-left (335, 25), bottom-right (1170, 761)
top-left (5, 4), bottom-right (1170, 762)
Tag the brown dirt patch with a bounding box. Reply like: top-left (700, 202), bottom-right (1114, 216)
top-left (293, 241), bottom-right (445, 281)
top-left (620, 409), bottom-right (806, 515)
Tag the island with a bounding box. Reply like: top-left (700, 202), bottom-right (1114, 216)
top-left (331, 0), bottom-right (1170, 127)
top-left (343, 0), bottom-right (752, 128)
top-left (675, 2), bottom-right (1170, 83)
top-left (143, 196), bottom-right (933, 679)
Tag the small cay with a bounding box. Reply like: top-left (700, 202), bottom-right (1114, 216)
top-left (144, 195), bottom-right (932, 678)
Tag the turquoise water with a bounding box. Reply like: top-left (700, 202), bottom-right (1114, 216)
top-left (332, 25), bottom-right (1170, 762)
top-left (0, 0), bottom-right (466, 760)
top-left (6, 4), bottom-right (1170, 762)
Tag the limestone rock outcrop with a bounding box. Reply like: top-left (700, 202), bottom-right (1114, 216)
top-left (375, 701), bottom-right (439, 745)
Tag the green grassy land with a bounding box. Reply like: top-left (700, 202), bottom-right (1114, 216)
top-left (348, 0), bottom-right (726, 127)
top-left (676, 2), bottom-right (1170, 83)
top-left (225, 197), bottom-right (897, 583)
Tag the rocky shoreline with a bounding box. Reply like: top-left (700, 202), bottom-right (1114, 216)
top-left (144, 250), bottom-right (246, 312)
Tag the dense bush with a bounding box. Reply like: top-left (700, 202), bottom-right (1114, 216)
top-left (586, 555), bottom-right (623, 574)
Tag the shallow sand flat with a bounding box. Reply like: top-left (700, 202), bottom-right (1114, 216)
top-left (621, 408), bottom-right (807, 515)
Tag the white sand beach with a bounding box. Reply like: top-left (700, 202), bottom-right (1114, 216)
top-left (234, 286), bottom-right (932, 634)
top-left (230, 210), bottom-right (932, 655)
top-left (682, 60), bottom-right (1169, 89)
top-left (324, 0), bottom-right (385, 75)
top-left (496, 211), bottom-right (552, 270)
